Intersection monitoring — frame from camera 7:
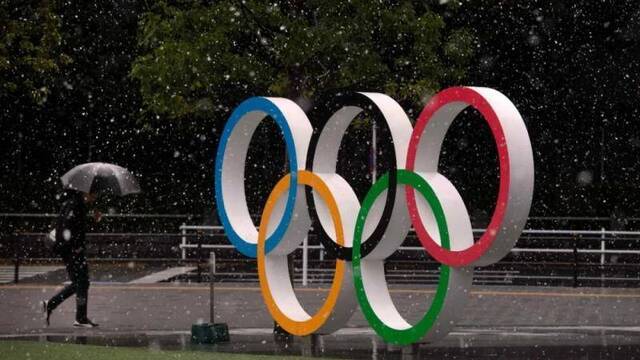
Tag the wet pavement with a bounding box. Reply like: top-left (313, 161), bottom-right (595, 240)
top-left (2, 282), bottom-right (640, 359)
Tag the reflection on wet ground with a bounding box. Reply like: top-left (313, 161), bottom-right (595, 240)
top-left (7, 326), bottom-right (640, 360)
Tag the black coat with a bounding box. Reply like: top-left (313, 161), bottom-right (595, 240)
top-left (54, 192), bottom-right (87, 255)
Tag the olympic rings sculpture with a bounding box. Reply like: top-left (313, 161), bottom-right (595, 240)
top-left (214, 87), bottom-right (534, 345)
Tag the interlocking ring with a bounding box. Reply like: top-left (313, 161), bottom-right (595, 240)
top-left (214, 97), bottom-right (311, 258)
top-left (214, 87), bottom-right (534, 344)
top-left (353, 169), bottom-right (473, 344)
top-left (406, 87), bottom-right (534, 267)
top-left (305, 92), bottom-right (413, 261)
top-left (257, 171), bottom-right (357, 335)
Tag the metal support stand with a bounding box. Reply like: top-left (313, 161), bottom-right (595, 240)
top-left (191, 249), bottom-right (229, 344)
top-left (302, 334), bottom-right (322, 356)
top-left (401, 343), bottom-right (420, 360)
top-left (274, 253), bottom-right (295, 343)
top-left (386, 343), bottom-right (420, 360)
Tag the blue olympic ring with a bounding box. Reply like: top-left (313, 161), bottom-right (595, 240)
top-left (214, 97), bottom-right (299, 258)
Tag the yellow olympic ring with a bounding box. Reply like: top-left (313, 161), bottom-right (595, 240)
top-left (257, 170), bottom-right (346, 335)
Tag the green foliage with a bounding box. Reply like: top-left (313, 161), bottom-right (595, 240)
top-left (0, 0), bottom-right (70, 105)
top-left (131, 0), bottom-right (475, 121)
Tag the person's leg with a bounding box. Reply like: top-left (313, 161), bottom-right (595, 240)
top-left (73, 253), bottom-right (90, 322)
top-left (46, 254), bottom-right (78, 312)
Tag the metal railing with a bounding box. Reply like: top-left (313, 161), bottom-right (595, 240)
top-left (5, 217), bottom-right (640, 287)
top-left (178, 224), bottom-right (640, 286)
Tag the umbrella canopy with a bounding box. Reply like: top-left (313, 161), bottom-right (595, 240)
top-left (61, 162), bottom-right (141, 196)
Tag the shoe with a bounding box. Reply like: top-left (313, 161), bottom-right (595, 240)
top-left (42, 300), bottom-right (51, 327)
top-left (73, 319), bottom-right (99, 328)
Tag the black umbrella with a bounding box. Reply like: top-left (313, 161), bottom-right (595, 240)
top-left (60, 162), bottom-right (141, 196)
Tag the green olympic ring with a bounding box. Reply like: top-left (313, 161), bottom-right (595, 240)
top-left (353, 169), bottom-right (451, 345)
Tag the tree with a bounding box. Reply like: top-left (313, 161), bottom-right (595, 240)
top-left (0, 0), bottom-right (70, 105)
top-left (130, 0), bottom-right (475, 220)
top-left (131, 0), bottom-right (474, 121)
top-left (0, 0), bottom-right (70, 212)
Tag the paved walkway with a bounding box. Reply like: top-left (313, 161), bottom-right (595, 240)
top-left (3, 282), bottom-right (640, 333)
top-left (2, 283), bottom-right (640, 357)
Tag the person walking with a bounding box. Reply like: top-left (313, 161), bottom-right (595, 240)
top-left (42, 190), bottom-right (100, 327)
top-left (42, 162), bottom-right (140, 327)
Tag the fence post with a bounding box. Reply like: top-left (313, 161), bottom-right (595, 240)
top-left (302, 236), bottom-right (308, 286)
top-left (572, 235), bottom-right (579, 288)
top-left (197, 230), bottom-right (203, 282)
top-left (600, 227), bottom-right (606, 266)
top-left (209, 251), bottom-right (216, 324)
top-left (13, 233), bottom-right (20, 284)
top-left (181, 223), bottom-right (187, 260)
top-left (600, 227), bottom-right (606, 287)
